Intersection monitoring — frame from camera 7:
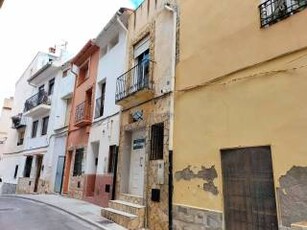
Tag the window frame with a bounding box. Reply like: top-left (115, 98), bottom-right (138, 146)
top-left (48, 78), bottom-right (55, 95)
top-left (41, 116), bottom-right (49, 136)
top-left (73, 148), bottom-right (84, 176)
top-left (150, 123), bottom-right (164, 160)
top-left (31, 120), bottom-right (39, 138)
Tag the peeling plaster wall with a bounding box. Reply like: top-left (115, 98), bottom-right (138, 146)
top-left (278, 166), bottom-right (307, 227)
top-left (174, 45), bottom-right (307, 228)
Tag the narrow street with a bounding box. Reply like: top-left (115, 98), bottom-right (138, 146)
top-left (0, 197), bottom-right (99, 230)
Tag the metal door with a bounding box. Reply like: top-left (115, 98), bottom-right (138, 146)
top-left (54, 156), bottom-right (65, 193)
top-left (128, 130), bottom-right (145, 196)
top-left (221, 146), bottom-right (278, 230)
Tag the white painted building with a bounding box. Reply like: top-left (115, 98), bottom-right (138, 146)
top-left (0, 48), bottom-right (74, 194)
top-left (83, 8), bottom-right (131, 206)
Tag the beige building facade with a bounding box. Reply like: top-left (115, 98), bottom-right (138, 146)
top-left (101, 0), bottom-right (178, 229)
top-left (173, 0), bottom-right (307, 229)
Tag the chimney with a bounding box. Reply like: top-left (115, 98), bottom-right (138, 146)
top-left (49, 47), bottom-right (56, 54)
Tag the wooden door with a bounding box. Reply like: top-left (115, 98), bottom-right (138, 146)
top-left (221, 146), bottom-right (278, 230)
top-left (34, 155), bottom-right (43, 192)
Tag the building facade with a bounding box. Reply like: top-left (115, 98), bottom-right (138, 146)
top-left (15, 48), bottom-right (70, 194)
top-left (173, 0), bottom-right (307, 229)
top-left (0, 51), bottom-right (61, 194)
top-left (101, 0), bottom-right (178, 229)
top-left (84, 8), bottom-right (131, 207)
top-left (62, 40), bottom-right (100, 199)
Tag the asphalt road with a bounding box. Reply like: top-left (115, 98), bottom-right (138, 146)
top-left (0, 196), bottom-right (100, 230)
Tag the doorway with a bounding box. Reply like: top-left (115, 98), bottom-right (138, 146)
top-left (128, 129), bottom-right (146, 196)
top-left (34, 155), bottom-right (43, 193)
top-left (221, 146), bottom-right (278, 230)
top-left (63, 151), bottom-right (73, 194)
top-left (54, 156), bottom-right (65, 193)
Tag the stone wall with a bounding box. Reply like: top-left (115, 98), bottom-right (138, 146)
top-left (16, 177), bottom-right (35, 194)
top-left (1, 183), bottom-right (16, 194)
top-left (173, 204), bottom-right (223, 230)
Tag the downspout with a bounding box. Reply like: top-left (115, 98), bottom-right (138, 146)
top-left (164, 4), bottom-right (177, 230)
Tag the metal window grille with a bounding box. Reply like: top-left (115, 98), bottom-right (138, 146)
top-left (150, 123), bottom-right (164, 160)
top-left (24, 156), bottom-right (33, 178)
top-left (73, 148), bottom-right (84, 176)
top-left (259, 0), bottom-right (307, 27)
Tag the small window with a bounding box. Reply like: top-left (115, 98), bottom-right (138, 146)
top-left (108, 145), bottom-right (117, 173)
top-left (24, 156), bottom-right (33, 178)
top-left (41, 116), bottom-right (49, 135)
top-left (38, 85), bottom-right (45, 92)
top-left (31, 120), bottom-right (39, 138)
top-left (150, 123), bottom-right (164, 160)
top-left (48, 78), bottom-right (55, 95)
top-left (17, 129), bottom-right (25, 146)
top-left (14, 165), bottom-right (19, 179)
top-left (73, 148), bottom-right (84, 176)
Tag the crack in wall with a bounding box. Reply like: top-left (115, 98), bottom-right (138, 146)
top-left (175, 165), bottom-right (218, 195)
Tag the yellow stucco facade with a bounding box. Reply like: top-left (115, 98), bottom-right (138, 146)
top-left (173, 0), bottom-right (307, 229)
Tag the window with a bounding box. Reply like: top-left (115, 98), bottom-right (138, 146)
top-left (38, 85), bottom-right (45, 92)
top-left (48, 78), bottom-right (55, 95)
top-left (24, 156), bottom-right (33, 177)
top-left (259, 0), bottom-right (307, 27)
top-left (41, 116), bottom-right (49, 135)
top-left (73, 148), bottom-right (84, 176)
top-left (150, 123), bottom-right (164, 160)
top-left (134, 36), bottom-right (150, 90)
top-left (17, 129), bottom-right (25, 146)
top-left (78, 61), bottom-right (89, 85)
top-left (31, 120), bottom-right (39, 138)
top-left (13, 165), bottom-right (19, 179)
top-left (108, 145), bottom-right (117, 173)
top-left (95, 82), bottom-right (106, 118)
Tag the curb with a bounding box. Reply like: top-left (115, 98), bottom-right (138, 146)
top-left (3, 195), bottom-right (110, 230)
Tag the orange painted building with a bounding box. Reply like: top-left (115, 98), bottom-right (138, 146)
top-left (62, 40), bottom-right (99, 199)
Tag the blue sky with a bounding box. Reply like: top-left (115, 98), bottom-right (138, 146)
top-left (130, 0), bottom-right (144, 7)
top-left (0, 0), bottom-right (139, 111)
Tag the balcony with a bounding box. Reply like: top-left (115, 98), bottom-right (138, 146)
top-left (75, 101), bottom-right (91, 127)
top-left (259, 0), bottom-right (307, 27)
top-left (115, 59), bottom-right (154, 107)
top-left (94, 96), bottom-right (104, 119)
top-left (11, 113), bottom-right (26, 129)
top-left (23, 90), bottom-right (51, 117)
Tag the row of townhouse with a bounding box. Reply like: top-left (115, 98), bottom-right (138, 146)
top-left (1, 0), bottom-right (307, 229)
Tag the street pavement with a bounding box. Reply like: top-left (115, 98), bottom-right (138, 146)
top-left (0, 196), bottom-right (99, 230)
top-left (0, 194), bottom-right (126, 230)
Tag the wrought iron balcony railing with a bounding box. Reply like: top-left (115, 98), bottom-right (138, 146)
top-left (259, 0), bottom-right (307, 27)
top-left (115, 59), bottom-right (153, 102)
top-left (75, 101), bottom-right (91, 124)
top-left (24, 90), bottom-right (50, 112)
top-left (94, 96), bottom-right (104, 119)
top-left (11, 113), bottom-right (26, 129)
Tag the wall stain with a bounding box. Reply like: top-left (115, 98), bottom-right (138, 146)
top-left (278, 166), bottom-right (307, 227)
top-left (175, 165), bottom-right (219, 195)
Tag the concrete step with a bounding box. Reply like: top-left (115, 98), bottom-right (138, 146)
top-left (119, 193), bottom-right (143, 205)
top-left (101, 207), bottom-right (142, 229)
top-left (109, 200), bottom-right (145, 216)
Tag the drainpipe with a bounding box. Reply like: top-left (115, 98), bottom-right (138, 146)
top-left (164, 3), bottom-right (177, 230)
top-left (117, 16), bottom-right (128, 33)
